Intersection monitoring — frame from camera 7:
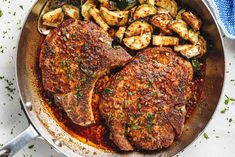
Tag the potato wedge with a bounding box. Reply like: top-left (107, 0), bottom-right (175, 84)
top-left (100, 7), bottom-right (123, 25)
top-left (151, 13), bottom-right (172, 34)
top-left (174, 44), bottom-right (192, 52)
top-left (89, 7), bottom-right (110, 31)
top-left (133, 4), bottom-right (157, 20)
top-left (123, 32), bottom-right (151, 50)
top-left (152, 35), bottom-right (179, 46)
top-left (182, 11), bottom-right (201, 31)
top-left (155, 0), bottom-right (178, 17)
top-left (42, 8), bottom-right (64, 27)
top-left (125, 20), bottom-right (153, 37)
top-left (115, 10), bottom-right (129, 26)
top-left (62, 4), bottom-right (79, 19)
top-left (175, 9), bottom-right (185, 20)
top-left (188, 29), bottom-right (199, 44)
top-left (198, 35), bottom-right (206, 56)
top-left (115, 26), bottom-right (126, 41)
top-left (147, 0), bottom-right (155, 6)
top-left (82, 0), bottom-right (95, 21)
top-left (174, 36), bottom-right (206, 58)
top-left (178, 45), bottom-right (200, 59)
top-left (168, 20), bottom-right (189, 40)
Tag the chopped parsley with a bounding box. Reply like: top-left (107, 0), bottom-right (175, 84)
top-left (130, 123), bottom-right (139, 130)
top-left (104, 88), bottom-right (113, 96)
top-left (139, 55), bottom-right (145, 63)
top-left (19, 5), bottom-right (24, 10)
top-left (0, 9), bottom-right (2, 17)
top-left (203, 133), bottom-right (209, 139)
top-left (145, 113), bottom-right (155, 129)
top-left (220, 108), bottom-right (227, 114)
top-left (224, 95), bottom-right (235, 105)
top-left (137, 103), bottom-right (142, 109)
top-left (28, 145), bottom-right (34, 149)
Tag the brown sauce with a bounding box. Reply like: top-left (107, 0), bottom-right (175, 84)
top-left (36, 35), bottom-right (206, 152)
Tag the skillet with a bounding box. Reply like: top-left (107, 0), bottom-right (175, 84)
top-left (0, 0), bottom-right (224, 156)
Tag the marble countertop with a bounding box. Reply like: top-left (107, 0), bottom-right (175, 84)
top-left (0, 0), bottom-right (235, 156)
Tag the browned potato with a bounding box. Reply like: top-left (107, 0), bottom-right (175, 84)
top-left (151, 13), bottom-right (172, 34)
top-left (133, 4), bottom-right (157, 20)
top-left (82, 0), bottom-right (96, 21)
top-left (89, 7), bottom-right (110, 31)
top-left (100, 7), bottom-right (123, 25)
top-left (42, 8), bottom-right (64, 27)
top-left (123, 32), bottom-right (152, 50)
top-left (62, 4), bottom-right (79, 19)
top-left (197, 35), bottom-right (206, 56)
top-left (188, 29), bottom-right (199, 44)
top-left (152, 35), bottom-right (179, 46)
top-left (168, 20), bottom-right (189, 40)
top-left (174, 35), bottom-right (206, 58)
top-left (182, 11), bottom-right (201, 31)
top-left (125, 21), bottom-right (153, 37)
top-left (115, 26), bottom-right (126, 41)
top-left (155, 0), bottom-right (178, 17)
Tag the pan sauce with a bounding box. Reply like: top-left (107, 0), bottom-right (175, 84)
top-left (36, 35), bottom-right (206, 151)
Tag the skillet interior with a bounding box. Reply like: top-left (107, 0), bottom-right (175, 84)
top-left (16, 0), bottom-right (224, 156)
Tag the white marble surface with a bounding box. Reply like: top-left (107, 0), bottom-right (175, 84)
top-left (0, 0), bottom-right (234, 156)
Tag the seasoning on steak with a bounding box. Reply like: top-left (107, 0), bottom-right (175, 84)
top-left (99, 47), bottom-right (193, 151)
top-left (40, 19), bottom-right (132, 126)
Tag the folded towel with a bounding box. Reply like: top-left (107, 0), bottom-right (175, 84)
top-left (206, 0), bottom-right (235, 39)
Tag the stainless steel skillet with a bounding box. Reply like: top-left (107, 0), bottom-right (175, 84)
top-left (0, 0), bottom-right (225, 156)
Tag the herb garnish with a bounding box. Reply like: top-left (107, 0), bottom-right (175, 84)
top-left (0, 9), bottom-right (2, 17)
top-left (139, 55), bottom-right (145, 63)
top-left (220, 108), bottom-right (227, 114)
top-left (224, 95), bottom-right (235, 105)
top-left (145, 113), bottom-right (155, 129)
top-left (28, 145), bottom-right (34, 149)
top-left (130, 123), bottom-right (139, 130)
top-left (203, 133), bottom-right (209, 139)
top-left (104, 88), bottom-right (113, 96)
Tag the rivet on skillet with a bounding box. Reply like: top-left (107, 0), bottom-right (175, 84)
top-left (52, 139), bottom-right (62, 147)
top-left (25, 102), bottom-right (32, 111)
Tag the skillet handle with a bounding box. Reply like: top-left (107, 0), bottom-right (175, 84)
top-left (0, 125), bottom-right (39, 157)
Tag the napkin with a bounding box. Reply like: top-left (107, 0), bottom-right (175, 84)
top-left (206, 0), bottom-right (235, 39)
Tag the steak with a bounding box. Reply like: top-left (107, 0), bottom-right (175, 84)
top-left (40, 19), bottom-right (132, 126)
top-left (99, 47), bottom-right (193, 151)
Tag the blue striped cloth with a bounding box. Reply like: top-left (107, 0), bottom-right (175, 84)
top-left (207, 0), bottom-right (235, 39)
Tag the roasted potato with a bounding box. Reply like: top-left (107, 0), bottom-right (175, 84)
top-left (125, 20), bottom-right (153, 37)
top-left (197, 35), bottom-right (206, 56)
top-left (133, 4), bottom-right (157, 20)
top-left (115, 26), bottom-right (126, 42)
top-left (151, 13), bottom-right (172, 34)
top-left (168, 20), bottom-right (189, 40)
top-left (100, 7), bottom-right (123, 25)
top-left (147, 0), bottom-right (155, 6)
top-left (182, 11), bottom-right (201, 31)
top-left (155, 0), bottom-right (178, 17)
top-left (62, 4), bottom-right (79, 19)
top-left (178, 45), bottom-right (200, 59)
top-left (115, 10), bottom-right (129, 26)
top-left (152, 35), bottom-right (179, 46)
top-left (42, 8), bottom-right (64, 27)
top-left (89, 7), bottom-right (110, 31)
top-left (174, 35), bottom-right (206, 58)
top-left (174, 44), bottom-right (192, 52)
top-left (123, 32), bottom-right (151, 50)
top-left (188, 29), bottom-right (199, 44)
top-left (175, 9), bottom-right (185, 20)
top-left (82, 0), bottom-right (95, 21)
top-left (100, 7), bottom-right (129, 26)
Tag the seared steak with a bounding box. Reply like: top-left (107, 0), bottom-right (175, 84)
top-left (40, 19), bottom-right (132, 126)
top-left (99, 47), bottom-right (193, 151)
